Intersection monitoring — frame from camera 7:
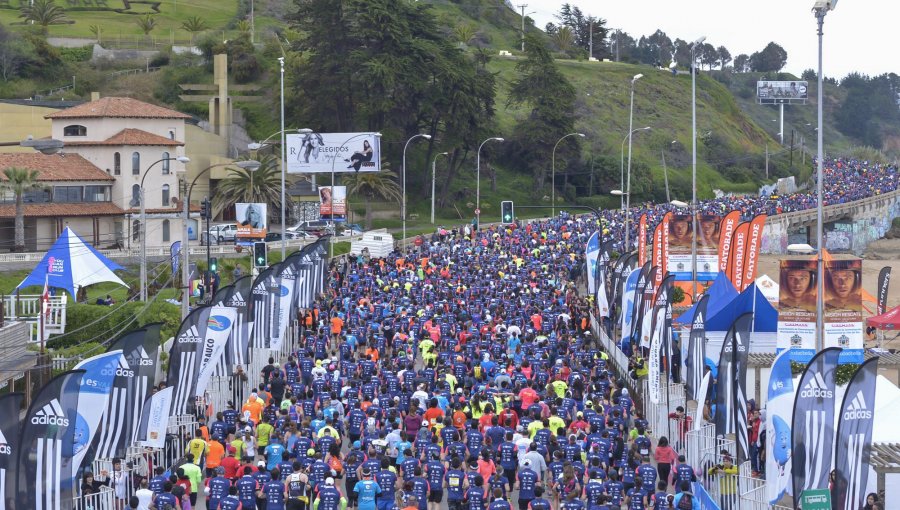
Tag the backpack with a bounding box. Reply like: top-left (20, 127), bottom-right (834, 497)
top-left (676, 493), bottom-right (693, 510)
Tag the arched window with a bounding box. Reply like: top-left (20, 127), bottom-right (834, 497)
top-left (63, 125), bottom-right (87, 136)
top-left (132, 152), bottom-right (140, 175)
top-left (161, 184), bottom-right (170, 206)
top-left (113, 152), bottom-right (121, 175)
top-left (162, 220), bottom-right (171, 242)
top-left (131, 184), bottom-right (141, 206)
top-left (132, 220), bottom-right (140, 241)
top-left (161, 152), bottom-right (170, 174)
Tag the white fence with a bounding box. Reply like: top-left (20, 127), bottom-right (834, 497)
top-left (3, 294), bottom-right (68, 342)
top-left (73, 484), bottom-right (116, 510)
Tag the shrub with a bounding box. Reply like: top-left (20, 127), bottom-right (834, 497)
top-left (48, 300), bottom-right (180, 350)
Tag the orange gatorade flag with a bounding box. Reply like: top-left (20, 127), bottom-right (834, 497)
top-left (638, 214), bottom-right (648, 266)
top-left (740, 214), bottom-right (767, 291)
top-left (717, 210), bottom-right (741, 274)
top-left (729, 221), bottom-right (751, 289)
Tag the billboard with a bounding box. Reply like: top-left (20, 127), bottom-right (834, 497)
top-left (757, 80), bottom-right (808, 105)
top-left (777, 259), bottom-right (817, 362)
top-left (235, 203), bottom-right (267, 238)
top-left (824, 258), bottom-right (863, 363)
top-left (667, 214), bottom-right (721, 281)
top-left (286, 132), bottom-right (381, 174)
top-left (319, 186), bottom-right (347, 221)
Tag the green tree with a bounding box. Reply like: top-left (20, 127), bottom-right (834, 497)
top-left (506, 32), bottom-right (578, 194)
top-left (453, 24), bottom-right (475, 45)
top-left (717, 45), bottom-right (732, 69)
top-left (181, 16), bottom-right (208, 42)
top-left (552, 26), bottom-right (574, 53)
top-left (637, 29), bottom-right (673, 66)
top-left (341, 169), bottom-right (402, 229)
top-left (135, 14), bottom-right (157, 36)
top-left (733, 53), bottom-right (750, 72)
top-left (235, 20), bottom-right (251, 35)
top-left (213, 155), bottom-right (284, 218)
top-left (19, 0), bottom-right (69, 29)
top-left (750, 42), bottom-right (787, 72)
top-left (2, 167), bottom-right (42, 252)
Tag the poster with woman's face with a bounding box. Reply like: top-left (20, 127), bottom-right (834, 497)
top-left (236, 203), bottom-right (268, 238)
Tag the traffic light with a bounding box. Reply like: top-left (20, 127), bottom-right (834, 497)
top-left (253, 241), bottom-right (268, 268)
top-left (210, 257), bottom-right (218, 273)
top-left (200, 197), bottom-right (210, 219)
top-left (501, 201), bottom-right (515, 225)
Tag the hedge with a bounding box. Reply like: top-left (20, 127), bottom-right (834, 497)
top-left (48, 300), bottom-right (180, 349)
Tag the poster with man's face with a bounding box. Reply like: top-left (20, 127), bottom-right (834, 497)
top-left (666, 214), bottom-right (721, 282)
top-left (236, 203), bottom-right (267, 238)
top-left (824, 258), bottom-right (863, 363)
top-left (777, 259), bottom-right (817, 362)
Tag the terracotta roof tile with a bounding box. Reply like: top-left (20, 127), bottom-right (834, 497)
top-left (63, 128), bottom-right (185, 147)
top-left (45, 97), bottom-right (192, 120)
top-left (0, 202), bottom-right (124, 219)
top-left (0, 153), bottom-right (114, 182)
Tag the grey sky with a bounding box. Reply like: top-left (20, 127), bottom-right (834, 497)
top-left (523, 0), bottom-right (896, 79)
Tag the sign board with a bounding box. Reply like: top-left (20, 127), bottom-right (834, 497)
top-left (757, 80), bottom-right (808, 105)
top-left (235, 203), bottom-right (268, 238)
top-left (800, 489), bottom-right (831, 510)
top-left (285, 132), bottom-right (381, 174)
top-left (319, 186), bottom-right (347, 222)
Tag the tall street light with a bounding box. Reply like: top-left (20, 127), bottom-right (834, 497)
top-left (813, 0), bottom-right (836, 350)
top-left (690, 36), bottom-right (706, 299)
top-left (178, 160), bottom-right (260, 318)
top-left (552, 132), bottom-right (585, 218)
top-left (620, 126), bottom-right (651, 230)
top-left (431, 151), bottom-right (449, 224)
top-left (402, 133), bottom-right (432, 244)
top-left (476, 137), bottom-right (504, 228)
top-left (0, 137), bottom-right (65, 154)
top-left (140, 155), bottom-right (190, 301)
top-left (624, 73), bottom-right (644, 251)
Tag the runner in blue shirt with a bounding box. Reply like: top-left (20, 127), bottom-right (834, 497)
top-left (263, 471), bottom-right (287, 510)
top-left (205, 467), bottom-right (231, 510)
top-left (354, 469), bottom-right (382, 510)
top-left (237, 468), bottom-right (260, 509)
top-left (266, 436), bottom-right (287, 471)
top-left (219, 486), bottom-right (244, 510)
top-left (515, 461), bottom-right (538, 510)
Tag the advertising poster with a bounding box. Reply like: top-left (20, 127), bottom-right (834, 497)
top-left (235, 203), bottom-right (268, 238)
top-left (667, 214), bottom-right (721, 281)
top-left (777, 260), bottom-right (817, 363)
top-left (319, 186), bottom-right (347, 221)
top-left (286, 132), bottom-right (381, 173)
top-left (824, 258), bottom-right (863, 364)
top-left (757, 80), bottom-right (808, 104)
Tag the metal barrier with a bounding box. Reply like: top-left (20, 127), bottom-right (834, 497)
top-left (165, 414), bottom-right (200, 468)
top-left (73, 484), bottom-right (116, 510)
top-left (641, 378), bottom-right (686, 445)
top-left (89, 460), bottom-right (133, 507)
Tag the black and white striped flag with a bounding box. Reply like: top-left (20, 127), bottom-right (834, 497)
top-left (0, 392), bottom-right (24, 510)
top-left (685, 295), bottom-right (709, 403)
top-left (167, 307), bottom-right (210, 416)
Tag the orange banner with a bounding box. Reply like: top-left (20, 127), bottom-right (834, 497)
top-left (652, 218), bottom-right (665, 288)
top-left (655, 213), bottom-right (672, 287)
top-left (717, 210), bottom-right (741, 274)
top-left (638, 214), bottom-right (648, 266)
top-left (740, 214), bottom-right (767, 291)
top-left (730, 221), bottom-right (751, 290)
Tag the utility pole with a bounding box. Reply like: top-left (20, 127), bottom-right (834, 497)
top-left (790, 129), bottom-right (795, 168)
top-left (589, 21), bottom-right (593, 60)
top-left (765, 143), bottom-right (769, 179)
top-left (616, 29), bottom-right (620, 61)
top-left (518, 4), bottom-right (528, 52)
top-left (661, 150), bottom-right (671, 203)
top-left (801, 136), bottom-right (806, 167)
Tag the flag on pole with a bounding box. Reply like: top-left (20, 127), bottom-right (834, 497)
top-left (766, 348), bottom-right (795, 505)
top-left (684, 294), bottom-right (709, 402)
top-left (833, 358), bottom-right (878, 510)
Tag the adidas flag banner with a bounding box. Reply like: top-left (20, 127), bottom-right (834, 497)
top-left (0, 393), bottom-right (24, 510)
top-left (595, 242), bottom-right (612, 318)
top-left (251, 264), bottom-right (280, 350)
top-left (585, 231), bottom-right (600, 295)
top-left (877, 266), bottom-right (891, 316)
top-left (619, 266), bottom-right (640, 346)
top-left (638, 266), bottom-right (659, 351)
top-left (715, 312), bottom-right (752, 462)
top-left (791, 347), bottom-right (841, 509)
top-left (224, 276), bottom-right (254, 368)
top-left (766, 348), bottom-right (795, 505)
top-left (136, 386), bottom-right (173, 448)
top-left (693, 371), bottom-right (711, 431)
top-left (212, 283), bottom-right (233, 305)
top-left (194, 306), bottom-right (237, 398)
top-left (648, 274), bottom-right (674, 405)
top-left (16, 370), bottom-right (84, 510)
top-left (607, 252), bottom-right (630, 320)
top-left (684, 294), bottom-right (709, 402)
top-left (272, 262), bottom-right (298, 350)
top-left (211, 285), bottom-right (234, 377)
top-left (167, 306), bottom-right (211, 415)
top-left (71, 351), bottom-right (121, 473)
top-left (833, 357), bottom-right (878, 510)
top-left (628, 263), bottom-right (651, 351)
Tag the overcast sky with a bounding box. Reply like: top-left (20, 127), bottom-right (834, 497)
top-left (525, 0), bottom-right (896, 79)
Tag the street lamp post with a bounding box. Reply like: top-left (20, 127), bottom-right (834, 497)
top-left (402, 133), bottom-right (432, 244)
top-left (431, 152), bottom-right (449, 224)
top-left (690, 36), bottom-right (706, 299)
top-left (624, 74), bottom-right (643, 252)
top-left (476, 137), bottom-right (504, 228)
top-left (0, 137), bottom-right (65, 154)
top-left (140, 155), bottom-right (190, 301)
top-left (813, 0), bottom-right (836, 350)
top-left (620, 126), bottom-right (650, 244)
top-left (552, 132), bottom-right (585, 218)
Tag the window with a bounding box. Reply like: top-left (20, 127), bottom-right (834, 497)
top-left (132, 184), bottom-right (141, 206)
top-left (53, 186), bottom-right (82, 203)
top-left (169, 129), bottom-right (176, 140)
top-left (161, 184), bottom-right (170, 206)
top-left (162, 220), bottom-right (170, 242)
top-left (114, 152), bottom-right (121, 175)
top-left (132, 152), bottom-right (140, 175)
top-left (84, 186), bottom-right (110, 202)
top-left (63, 125), bottom-right (87, 137)
top-left (132, 220), bottom-right (140, 242)
top-left (162, 152), bottom-right (170, 175)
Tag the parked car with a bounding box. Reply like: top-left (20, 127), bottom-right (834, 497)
top-left (338, 224), bottom-right (364, 236)
top-left (286, 220), bottom-right (333, 236)
top-left (201, 224), bottom-right (239, 245)
top-left (265, 231), bottom-right (316, 242)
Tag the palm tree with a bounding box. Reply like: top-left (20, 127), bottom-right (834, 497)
top-left (19, 0), bottom-right (69, 29)
top-left (2, 167), bottom-right (41, 252)
top-left (235, 20), bottom-right (252, 36)
top-left (552, 26), bottom-right (574, 53)
top-left (341, 169), bottom-right (402, 230)
top-left (453, 24), bottom-right (475, 45)
top-left (214, 154), bottom-right (284, 219)
top-left (135, 14), bottom-right (157, 36)
top-left (181, 16), bottom-right (208, 43)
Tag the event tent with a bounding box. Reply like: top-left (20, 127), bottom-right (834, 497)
top-left (16, 227), bottom-right (127, 297)
top-left (867, 305), bottom-right (900, 330)
top-left (706, 282), bottom-right (778, 332)
top-left (675, 272), bottom-right (739, 325)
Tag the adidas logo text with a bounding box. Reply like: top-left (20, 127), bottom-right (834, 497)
top-left (31, 399), bottom-right (70, 426)
top-left (800, 375), bottom-right (833, 399)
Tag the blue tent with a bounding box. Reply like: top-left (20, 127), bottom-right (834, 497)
top-left (706, 282), bottom-right (777, 332)
top-left (675, 271), bottom-right (739, 325)
top-left (16, 227), bottom-right (127, 297)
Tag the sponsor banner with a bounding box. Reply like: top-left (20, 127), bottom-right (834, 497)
top-left (741, 214), bottom-right (767, 291)
top-left (833, 358), bottom-right (878, 510)
top-left (730, 221), bottom-right (751, 289)
top-left (224, 276), bottom-right (254, 369)
top-left (170, 241), bottom-right (180, 275)
top-left (620, 267), bottom-right (641, 345)
top-left (585, 232), bottom-right (600, 295)
top-left (272, 264), bottom-right (297, 350)
top-left (286, 132), bottom-right (381, 173)
top-left (791, 347), bottom-right (841, 509)
top-left (628, 263), bottom-right (651, 349)
top-left (194, 307), bottom-right (237, 397)
top-left (236, 203), bottom-right (268, 238)
top-left (877, 266), bottom-right (891, 316)
top-left (167, 306), bottom-right (210, 415)
top-left (638, 266), bottom-right (659, 350)
top-left (757, 80), bottom-right (808, 104)
top-left (685, 294), bottom-right (708, 402)
top-left (595, 242), bottom-right (612, 318)
top-left (778, 260), bottom-right (818, 363)
top-left (251, 265), bottom-right (280, 350)
top-left (137, 387), bottom-right (173, 449)
top-left (72, 351), bottom-right (121, 472)
top-left (0, 393), bottom-right (24, 509)
top-left (667, 213), bottom-right (721, 281)
top-left (16, 370), bottom-right (84, 510)
top-left (609, 252), bottom-right (635, 319)
top-left (319, 186), bottom-right (347, 221)
top-left (693, 371), bottom-right (711, 431)
top-left (767, 348), bottom-right (795, 505)
top-left (715, 313), bottom-right (752, 462)
top-left (637, 214), bottom-right (648, 266)
top-left (648, 275), bottom-right (674, 405)
top-left (652, 215), bottom-right (669, 288)
top-left (825, 259), bottom-right (864, 364)
top-left (718, 211), bottom-right (741, 274)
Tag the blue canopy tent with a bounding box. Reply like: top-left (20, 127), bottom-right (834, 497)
top-left (16, 227), bottom-right (128, 297)
top-left (706, 282), bottom-right (777, 332)
top-left (675, 271), bottom-right (739, 325)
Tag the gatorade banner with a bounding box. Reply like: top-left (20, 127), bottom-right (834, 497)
top-left (832, 358), bottom-right (878, 510)
top-left (652, 214), bottom-right (669, 287)
top-left (741, 214), bottom-right (767, 291)
top-left (824, 259), bottom-right (864, 364)
top-left (767, 348), bottom-right (795, 505)
top-left (730, 221), bottom-right (751, 289)
top-left (777, 260), bottom-right (818, 363)
top-left (638, 214), bottom-right (648, 266)
top-left (877, 266), bottom-right (891, 315)
top-left (718, 210), bottom-right (741, 273)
